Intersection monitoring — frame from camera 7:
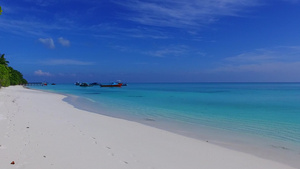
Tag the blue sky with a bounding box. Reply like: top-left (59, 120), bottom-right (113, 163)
top-left (1, 0), bottom-right (300, 83)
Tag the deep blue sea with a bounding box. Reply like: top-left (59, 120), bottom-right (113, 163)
top-left (28, 83), bottom-right (300, 166)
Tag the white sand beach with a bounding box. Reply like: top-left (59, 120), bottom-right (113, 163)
top-left (0, 86), bottom-right (296, 169)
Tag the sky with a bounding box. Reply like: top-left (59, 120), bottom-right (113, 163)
top-left (1, 0), bottom-right (300, 83)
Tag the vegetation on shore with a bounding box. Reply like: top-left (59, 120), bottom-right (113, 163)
top-left (0, 53), bottom-right (27, 87)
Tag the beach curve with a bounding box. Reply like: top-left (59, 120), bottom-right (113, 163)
top-left (0, 86), bottom-right (296, 169)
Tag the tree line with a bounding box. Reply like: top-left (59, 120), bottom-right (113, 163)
top-left (0, 53), bottom-right (27, 87)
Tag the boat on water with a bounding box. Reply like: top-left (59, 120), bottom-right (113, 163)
top-left (100, 82), bottom-right (123, 87)
top-left (89, 82), bottom-right (99, 86)
top-left (75, 82), bottom-right (99, 86)
top-left (79, 83), bottom-right (91, 87)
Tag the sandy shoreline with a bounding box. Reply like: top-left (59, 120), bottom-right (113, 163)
top-left (0, 86), bottom-right (297, 169)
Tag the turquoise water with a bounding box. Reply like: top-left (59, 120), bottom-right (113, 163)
top-left (29, 83), bottom-right (300, 165)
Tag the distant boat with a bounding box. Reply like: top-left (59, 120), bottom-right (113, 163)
top-left (100, 82), bottom-right (123, 87)
top-left (51, 83), bottom-right (56, 85)
top-left (89, 82), bottom-right (99, 86)
top-left (75, 82), bottom-right (80, 86)
top-left (79, 83), bottom-right (91, 87)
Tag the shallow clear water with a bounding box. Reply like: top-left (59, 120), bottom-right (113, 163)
top-left (29, 83), bottom-right (300, 166)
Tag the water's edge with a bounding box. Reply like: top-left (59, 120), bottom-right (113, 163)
top-left (62, 92), bottom-right (299, 168)
top-left (26, 85), bottom-right (300, 168)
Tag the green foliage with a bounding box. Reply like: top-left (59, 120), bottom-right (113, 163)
top-left (9, 67), bottom-right (27, 85)
top-left (0, 54), bottom-right (9, 66)
top-left (0, 53), bottom-right (27, 87)
top-left (0, 64), bottom-right (10, 87)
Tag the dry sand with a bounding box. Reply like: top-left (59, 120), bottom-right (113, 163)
top-left (0, 86), bottom-right (296, 169)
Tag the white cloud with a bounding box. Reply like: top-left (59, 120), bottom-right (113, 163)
top-left (212, 62), bottom-right (300, 73)
top-left (146, 45), bottom-right (189, 57)
top-left (0, 14), bottom-right (73, 37)
top-left (42, 59), bottom-right (94, 65)
top-left (224, 46), bottom-right (300, 65)
top-left (115, 0), bottom-right (260, 28)
top-left (58, 37), bottom-right (70, 47)
top-left (38, 38), bottom-right (55, 49)
top-left (208, 46), bottom-right (300, 81)
top-left (34, 70), bottom-right (52, 76)
top-left (224, 50), bottom-right (278, 64)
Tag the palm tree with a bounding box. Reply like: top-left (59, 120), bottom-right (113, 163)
top-left (0, 54), bottom-right (9, 66)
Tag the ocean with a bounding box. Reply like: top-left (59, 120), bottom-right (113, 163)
top-left (28, 83), bottom-right (300, 167)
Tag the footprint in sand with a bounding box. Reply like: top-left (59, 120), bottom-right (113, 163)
top-left (105, 147), bottom-right (114, 157)
top-left (91, 137), bottom-right (98, 144)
